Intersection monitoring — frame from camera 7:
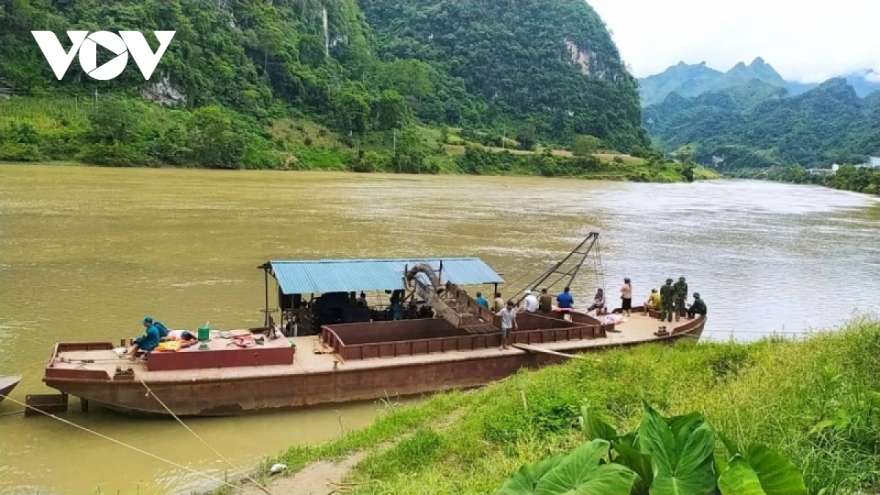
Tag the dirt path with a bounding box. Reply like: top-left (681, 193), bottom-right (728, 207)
top-left (241, 452), bottom-right (366, 495)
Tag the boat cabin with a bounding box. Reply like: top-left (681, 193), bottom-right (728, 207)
top-left (258, 258), bottom-right (506, 335)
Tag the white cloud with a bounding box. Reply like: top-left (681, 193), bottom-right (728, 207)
top-left (587, 0), bottom-right (880, 82)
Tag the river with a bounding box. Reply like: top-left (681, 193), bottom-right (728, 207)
top-left (1, 164), bottom-right (878, 494)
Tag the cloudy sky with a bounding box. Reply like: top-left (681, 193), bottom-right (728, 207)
top-left (588, 0), bottom-right (880, 82)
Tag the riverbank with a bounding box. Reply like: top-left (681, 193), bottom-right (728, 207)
top-left (215, 319), bottom-right (880, 495)
top-left (0, 97), bottom-right (717, 182)
top-left (727, 166), bottom-right (880, 196)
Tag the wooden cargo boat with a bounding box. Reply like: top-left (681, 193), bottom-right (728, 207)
top-left (0, 375), bottom-right (21, 404)
top-left (38, 234), bottom-right (707, 417)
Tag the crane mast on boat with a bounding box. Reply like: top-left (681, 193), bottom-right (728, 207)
top-left (513, 232), bottom-right (602, 306)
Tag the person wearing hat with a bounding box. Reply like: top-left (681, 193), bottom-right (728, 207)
top-left (127, 316), bottom-right (162, 360)
top-left (659, 278), bottom-right (675, 323)
top-left (673, 277), bottom-right (689, 322)
top-left (620, 277), bottom-right (633, 316)
top-left (522, 289), bottom-right (539, 313)
top-left (687, 293), bottom-right (707, 319)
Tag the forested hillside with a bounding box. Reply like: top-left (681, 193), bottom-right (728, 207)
top-left (643, 79), bottom-right (880, 168)
top-left (0, 0), bottom-right (657, 175)
top-left (360, 0), bottom-right (648, 152)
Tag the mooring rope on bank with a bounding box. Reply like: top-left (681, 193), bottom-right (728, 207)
top-left (139, 379), bottom-right (275, 495)
top-left (0, 393), bottom-right (241, 492)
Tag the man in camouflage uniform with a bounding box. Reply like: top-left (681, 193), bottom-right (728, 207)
top-left (673, 276), bottom-right (688, 322)
top-left (659, 278), bottom-right (675, 323)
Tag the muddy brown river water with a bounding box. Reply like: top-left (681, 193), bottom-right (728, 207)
top-left (1, 164), bottom-right (878, 494)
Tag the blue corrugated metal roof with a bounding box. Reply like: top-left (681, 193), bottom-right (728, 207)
top-left (269, 258), bottom-right (504, 295)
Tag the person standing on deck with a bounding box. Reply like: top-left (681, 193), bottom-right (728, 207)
top-left (659, 278), bottom-right (675, 323)
top-left (538, 288), bottom-right (553, 313)
top-left (673, 277), bottom-right (688, 322)
top-left (494, 292), bottom-right (505, 312)
top-left (687, 293), bottom-right (707, 319)
top-left (620, 278), bottom-right (633, 316)
top-left (522, 290), bottom-right (539, 313)
top-left (496, 300), bottom-right (518, 351)
top-left (475, 292), bottom-right (489, 309)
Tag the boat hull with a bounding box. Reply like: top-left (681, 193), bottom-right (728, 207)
top-left (0, 375), bottom-right (22, 405)
top-left (44, 316), bottom-right (705, 417)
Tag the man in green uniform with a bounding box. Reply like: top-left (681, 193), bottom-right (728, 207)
top-left (659, 278), bottom-right (675, 323)
top-left (688, 293), bottom-right (707, 319)
top-left (673, 276), bottom-right (688, 322)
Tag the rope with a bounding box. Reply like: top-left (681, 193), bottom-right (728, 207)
top-left (139, 380), bottom-right (275, 495)
top-left (0, 393), bottom-right (241, 492)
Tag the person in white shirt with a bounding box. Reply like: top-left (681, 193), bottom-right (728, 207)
top-left (522, 290), bottom-right (539, 313)
top-left (496, 300), bottom-right (518, 350)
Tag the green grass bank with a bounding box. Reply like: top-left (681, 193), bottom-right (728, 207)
top-left (219, 319), bottom-right (880, 495)
top-left (0, 96), bottom-right (717, 182)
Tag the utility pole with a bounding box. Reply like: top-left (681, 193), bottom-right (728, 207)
top-left (393, 128), bottom-right (397, 154)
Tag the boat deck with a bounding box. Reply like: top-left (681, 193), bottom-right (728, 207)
top-left (49, 313), bottom-right (693, 383)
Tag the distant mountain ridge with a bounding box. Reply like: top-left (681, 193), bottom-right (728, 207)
top-left (642, 77), bottom-right (880, 167)
top-left (639, 58), bottom-right (880, 106)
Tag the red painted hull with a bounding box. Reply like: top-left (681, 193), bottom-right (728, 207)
top-left (42, 315), bottom-right (705, 417)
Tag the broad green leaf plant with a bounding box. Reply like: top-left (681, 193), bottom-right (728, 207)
top-left (498, 401), bottom-right (807, 495)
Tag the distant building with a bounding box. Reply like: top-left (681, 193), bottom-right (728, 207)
top-left (831, 163), bottom-right (840, 173)
top-left (869, 156), bottom-right (880, 168)
top-left (807, 168), bottom-right (834, 176)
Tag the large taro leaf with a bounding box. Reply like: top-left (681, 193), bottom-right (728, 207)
top-left (744, 445), bottom-right (807, 495)
top-left (579, 404), bottom-right (618, 442)
top-left (534, 439), bottom-right (637, 495)
top-left (638, 405), bottom-right (717, 495)
top-left (498, 454), bottom-right (566, 495)
top-left (612, 439), bottom-right (653, 494)
top-left (717, 458), bottom-right (766, 495)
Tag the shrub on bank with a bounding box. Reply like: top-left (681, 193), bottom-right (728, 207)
top-left (241, 319), bottom-right (880, 495)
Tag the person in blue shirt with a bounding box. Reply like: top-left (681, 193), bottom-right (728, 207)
top-left (475, 292), bottom-right (489, 309)
top-left (557, 286), bottom-right (574, 310)
top-left (142, 316), bottom-right (169, 338)
top-left (128, 316), bottom-right (162, 360)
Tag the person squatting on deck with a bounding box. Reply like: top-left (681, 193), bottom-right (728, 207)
top-left (496, 300), bottom-right (518, 351)
top-left (522, 290), bottom-right (539, 313)
top-left (644, 288), bottom-right (661, 312)
top-left (127, 316), bottom-right (166, 360)
top-left (620, 278), bottom-right (633, 316)
top-left (659, 279), bottom-right (675, 323)
top-left (539, 288), bottom-right (553, 313)
top-left (586, 288), bottom-right (606, 314)
top-left (688, 293), bottom-right (707, 319)
top-left (673, 277), bottom-right (688, 322)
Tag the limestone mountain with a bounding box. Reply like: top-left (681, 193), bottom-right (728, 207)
top-left (0, 0), bottom-right (647, 151)
top-left (639, 58), bottom-right (880, 106)
top-left (359, 0), bottom-right (648, 150)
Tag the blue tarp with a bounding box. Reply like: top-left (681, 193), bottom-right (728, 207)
top-left (269, 258), bottom-right (504, 295)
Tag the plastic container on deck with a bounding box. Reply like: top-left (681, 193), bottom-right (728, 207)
top-left (198, 325), bottom-right (210, 342)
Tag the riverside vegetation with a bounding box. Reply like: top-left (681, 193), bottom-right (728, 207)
top-left (0, 0), bottom-right (711, 182)
top-left (216, 319), bottom-right (880, 495)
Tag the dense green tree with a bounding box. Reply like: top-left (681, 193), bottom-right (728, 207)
top-left (187, 106), bottom-right (245, 168)
top-left (571, 135), bottom-right (603, 156)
